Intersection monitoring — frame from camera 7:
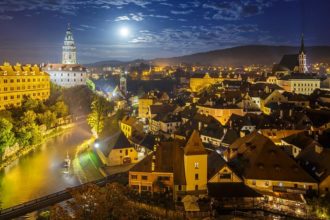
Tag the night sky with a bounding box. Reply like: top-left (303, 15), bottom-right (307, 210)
top-left (0, 0), bottom-right (330, 64)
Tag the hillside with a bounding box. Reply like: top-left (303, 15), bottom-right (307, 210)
top-left (88, 45), bottom-right (330, 67)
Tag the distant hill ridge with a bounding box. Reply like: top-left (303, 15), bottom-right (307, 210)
top-left (88, 45), bottom-right (330, 67)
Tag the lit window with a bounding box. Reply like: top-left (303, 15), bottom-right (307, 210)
top-left (194, 162), bottom-right (199, 169)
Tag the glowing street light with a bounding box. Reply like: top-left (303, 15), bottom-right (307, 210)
top-left (94, 142), bottom-right (100, 148)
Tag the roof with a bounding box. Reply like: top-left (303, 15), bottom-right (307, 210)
top-left (208, 183), bottom-right (261, 198)
top-left (277, 54), bottom-right (299, 71)
top-left (130, 140), bottom-right (186, 185)
top-left (44, 63), bottom-right (87, 71)
top-left (184, 130), bottom-right (207, 155)
top-left (280, 73), bottom-right (320, 80)
top-left (99, 131), bottom-right (131, 156)
top-left (0, 62), bottom-right (49, 76)
top-left (207, 151), bottom-right (226, 180)
top-left (228, 132), bottom-right (316, 183)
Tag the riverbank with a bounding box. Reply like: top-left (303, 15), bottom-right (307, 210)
top-left (0, 123), bottom-right (76, 171)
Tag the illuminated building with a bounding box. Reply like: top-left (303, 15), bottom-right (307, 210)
top-left (0, 62), bottom-right (50, 110)
top-left (129, 130), bottom-right (208, 199)
top-left (43, 24), bottom-right (89, 87)
top-left (62, 23), bottom-right (77, 64)
top-left (277, 73), bottom-right (320, 95)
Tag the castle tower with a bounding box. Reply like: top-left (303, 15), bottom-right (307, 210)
top-left (298, 34), bottom-right (308, 73)
top-left (62, 23), bottom-right (77, 64)
top-left (120, 72), bottom-right (127, 95)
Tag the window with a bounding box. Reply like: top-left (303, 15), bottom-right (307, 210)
top-left (158, 176), bottom-right (170, 181)
top-left (195, 173), bottom-right (199, 180)
top-left (195, 185), bottom-right (198, 191)
top-left (220, 173), bottom-right (231, 179)
top-left (131, 175), bottom-right (138, 180)
top-left (194, 162), bottom-right (199, 169)
top-left (10, 79), bottom-right (14, 83)
top-left (178, 185), bottom-right (182, 191)
top-left (141, 186), bottom-right (148, 191)
top-left (252, 180), bottom-right (256, 185)
top-left (131, 185), bottom-right (139, 190)
top-left (141, 176), bottom-right (148, 180)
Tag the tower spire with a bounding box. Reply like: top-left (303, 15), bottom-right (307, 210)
top-left (62, 24), bottom-right (77, 64)
top-left (299, 33), bottom-right (305, 54)
top-left (298, 34), bottom-right (307, 73)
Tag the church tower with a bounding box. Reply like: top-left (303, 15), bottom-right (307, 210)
top-left (62, 23), bottom-right (77, 64)
top-left (120, 72), bottom-right (127, 95)
top-left (298, 34), bottom-right (308, 73)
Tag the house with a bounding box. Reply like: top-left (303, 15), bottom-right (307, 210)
top-left (97, 131), bottom-right (139, 166)
top-left (225, 132), bottom-right (318, 193)
top-left (129, 130), bottom-right (208, 200)
top-left (120, 116), bottom-right (142, 138)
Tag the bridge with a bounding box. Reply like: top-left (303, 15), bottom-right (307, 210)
top-left (0, 173), bottom-right (127, 220)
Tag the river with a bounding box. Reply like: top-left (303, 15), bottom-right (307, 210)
top-left (0, 122), bottom-right (92, 209)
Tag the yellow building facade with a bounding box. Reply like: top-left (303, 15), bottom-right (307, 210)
top-left (0, 62), bottom-right (50, 110)
top-left (138, 97), bottom-right (154, 119)
top-left (189, 73), bottom-right (223, 92)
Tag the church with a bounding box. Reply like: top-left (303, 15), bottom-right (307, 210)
top-left (43, 24), bottom-right (89, 88)
top-left (272, 35), bottom-right (308, 75)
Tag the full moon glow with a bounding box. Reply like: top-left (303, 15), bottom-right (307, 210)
top-left (119, 27), bottom-right (129, 37)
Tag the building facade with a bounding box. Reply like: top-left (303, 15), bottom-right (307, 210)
top-left (0, 62), bottom-right (50, 110)
top-left (43, 24), bottom-right (89, 87)
top-left (43, 64), bottom-right (88, 87)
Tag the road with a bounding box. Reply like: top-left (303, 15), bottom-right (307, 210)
top-left (0, 122), bottom-right (92, 209)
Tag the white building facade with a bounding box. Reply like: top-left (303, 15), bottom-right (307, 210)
top-left (43, 24), bottom-right (89, 87)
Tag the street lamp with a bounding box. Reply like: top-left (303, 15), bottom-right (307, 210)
top-left (94, 142), bottom-right (100, 148)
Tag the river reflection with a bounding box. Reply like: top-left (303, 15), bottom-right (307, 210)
top-left (0, 122), bottom-right (92, 209)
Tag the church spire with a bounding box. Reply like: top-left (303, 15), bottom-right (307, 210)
top-left (299, 34), bottom-right (305, 54)
top-left (298, 34), bottom-right (308, 73)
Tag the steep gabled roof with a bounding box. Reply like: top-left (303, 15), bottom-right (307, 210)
top-left (184, 130), bottom-right (207, 155)
top-left (228, 132), bottom-right (316, 183)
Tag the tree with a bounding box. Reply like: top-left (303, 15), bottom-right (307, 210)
top-left (22, 97), bottom-right (39, 111)
top-left (0, 118), bottom-right (16, 157)
top-left (308, 194), bottom-right (330, 219)
top-left (52, 101), bottom-right (69, 118)
top-left (16, 110), bottom-right (42, 146)
top-left (21, 110), bottom-right (37, 126)
top-left (38, 110), bottom-right (57, 129)
top-left (87, 96), bottom-right (109, 136)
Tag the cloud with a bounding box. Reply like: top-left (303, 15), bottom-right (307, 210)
top-left (115, 13), bottom-right (144, 21)
top-left (170, 9), bottom-right (193, 15)
top-left (115, 16), bottom-right (131, 21)
top-left (0, 14), bottom-right (13, 20)
top-left (203, 0), bottom-right (275, 20)
top-left (0, 0), bottom-right (154, 18)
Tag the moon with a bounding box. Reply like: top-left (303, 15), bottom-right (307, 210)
top-left (119, 27), bottom-right (129, 37)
